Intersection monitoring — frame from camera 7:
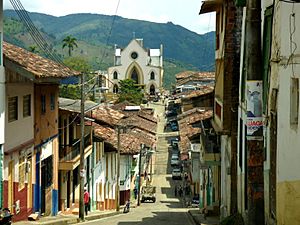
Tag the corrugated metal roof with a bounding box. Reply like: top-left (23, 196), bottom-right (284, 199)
top-left (59, 98), bottom-right (99, 113)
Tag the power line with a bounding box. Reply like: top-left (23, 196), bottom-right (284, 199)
top-left (77, 0), bottom-right (121, 87)
top-left (9, 0), bottom-right (64, 64)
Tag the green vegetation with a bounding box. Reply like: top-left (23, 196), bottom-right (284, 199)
top-left (3, 10), bottom-right (215, 89)
top-left (118, 79), bottom-right (143, 104)
top-left (62, 35), bottom-right (78, 57)
top-left (59, 57), bottom-right (91, 99)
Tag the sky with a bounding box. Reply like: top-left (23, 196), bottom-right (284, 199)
top-left (3, 0), bottom-right (215, 35)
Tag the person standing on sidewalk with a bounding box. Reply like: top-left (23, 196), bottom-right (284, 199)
top-left (84, 187), bottom-right (90, 216)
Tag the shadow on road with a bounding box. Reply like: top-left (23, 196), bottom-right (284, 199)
top-left (117, 211), bottom-right (192, 225)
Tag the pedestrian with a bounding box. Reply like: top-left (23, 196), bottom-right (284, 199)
top-left (133, 187), bottom-right (138, 200)
top-left (84, 187), bottom-right (90, 216)
top-left (178, 186), bottom-right (183, 197)
top-left (175, 185), bottom-right (177, 197)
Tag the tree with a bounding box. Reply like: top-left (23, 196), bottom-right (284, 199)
top-left (59, 57), bottom-right (91, 100)
top-left (118, 79), bottom-right (144, 104)
top-left (28, 45), bottom-right (39, 53)
top-left (62, 35), bottom-right (78, 57)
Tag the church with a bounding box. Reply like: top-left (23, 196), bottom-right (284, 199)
top-left (107, 38), bottom-right (164, 96)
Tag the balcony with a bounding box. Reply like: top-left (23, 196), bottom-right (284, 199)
top-left (59, 133), bottom-right (93, 171)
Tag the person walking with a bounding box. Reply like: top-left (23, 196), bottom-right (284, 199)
top-left (84, 187), bottom-right (90, 216)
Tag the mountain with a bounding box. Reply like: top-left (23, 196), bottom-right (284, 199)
top-left (3, 10), bottom-right (215, 88)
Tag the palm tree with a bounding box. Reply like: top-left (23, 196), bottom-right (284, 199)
top-left (62, 35), bottom-right (78, 57)
top-left (28, 45), bottom-right (38, 53)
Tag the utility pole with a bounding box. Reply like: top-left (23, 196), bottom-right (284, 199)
top-left (116, 126), bottom-right (120, 211)
top-left (137, 144), bottom-right (144, 206)
top-left (79, 73), bottom-right (85, 221)
top-left (245, 0), bottom-right (264, 224)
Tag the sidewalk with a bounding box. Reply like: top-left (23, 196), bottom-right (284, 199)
top-left (188, 209), bottom-right (220, 225)
top-left (14, 210), bottom-right (121, 225)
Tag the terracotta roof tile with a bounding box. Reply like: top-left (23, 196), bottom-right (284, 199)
top-left (93, 123), bottom-right (153, 155)
top-left (91, 106), bottom-right (125, 126)
top-left (175, 71), bottom-right (215, 80)
top-left (176, 86), bottom-right (214, 99)
top-left (3, 42), bottom-right (80, 79)
top-left (178, 109), bottom-right (213, 152)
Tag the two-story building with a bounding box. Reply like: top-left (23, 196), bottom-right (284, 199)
top-left (200, 0), bottom-right (242, 218)
top-left (58, 97), bottom-right (98, 213)
top-left (2, 42), bottom-right (78, 221)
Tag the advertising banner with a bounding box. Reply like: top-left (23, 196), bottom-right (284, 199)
top-left (246, 81), bottom-right (263, 139)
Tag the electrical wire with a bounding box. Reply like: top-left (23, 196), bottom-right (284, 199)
top-left (77, 0), bottom-right (122, 88)
top-left (9, 0), bottom-right (64, 64)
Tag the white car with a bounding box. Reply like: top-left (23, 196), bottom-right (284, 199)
top-left (171, 155), bottom-right (180, 166)
top-left (172, 168), bottom-right (182, 180)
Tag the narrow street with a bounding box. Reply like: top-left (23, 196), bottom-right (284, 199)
top-left (82, 101), bottom-right (195, 225)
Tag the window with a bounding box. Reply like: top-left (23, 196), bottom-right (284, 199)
top-left (150, 71), bottom-right (155, 80)
top-left (41, 94), bottom-right (46, 114)
top-left (18, 156), bottom-right (26, 190)
top-left (113, 71), bottom-right (118, 80)
top-left (8, 96), bottom-right (18, 122)
top-left (131, 52), bottom-right (138, 60)
top-left (290, 78), bottom-right (299, 126)
top-left (50, 94), bottom-right (55, 111)
top-left (23, 94), bottom-right (31, 117)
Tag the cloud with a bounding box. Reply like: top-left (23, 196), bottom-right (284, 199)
top-left (3, 0), bottom-right (215, 34)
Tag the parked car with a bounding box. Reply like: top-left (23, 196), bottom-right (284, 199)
top-left (170, 122), bottom-right (179, 131)
top-left (172, 168), bottom-right (182, 180)
top-left (166, 110), bottom-right (177, 117)
top-left (171, 154), bottom-right (180, 166)
top-left (191, 195), bottom-right (200, 207)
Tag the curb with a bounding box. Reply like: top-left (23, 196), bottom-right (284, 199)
top-left (188, 210), bottom-right (199, 225)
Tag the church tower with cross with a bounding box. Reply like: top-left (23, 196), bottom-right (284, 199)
top-left (107, 38), bottom-right (164, 96)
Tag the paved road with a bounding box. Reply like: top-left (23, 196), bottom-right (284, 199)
top-left (82, 101), bottom-right (195, 225)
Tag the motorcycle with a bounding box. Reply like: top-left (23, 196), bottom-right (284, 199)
top-left (0, 208), bottom-right (12, 225)
top-left (123, 200), bottom-right (130, 213)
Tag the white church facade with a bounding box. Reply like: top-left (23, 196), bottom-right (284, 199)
top-left (107, 39), bottom-right (163, 95)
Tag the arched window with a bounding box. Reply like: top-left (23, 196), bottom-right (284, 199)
top-left (131, 68), bottom-right (139, 84)
top-left (113, 71), bottom-right (118, 80)
top-left (113, 84), bottom-right (119, 93)
top-left (150, 71), bottom-right (155, 80)
top-left (150, 85), bottom-right (156, 95)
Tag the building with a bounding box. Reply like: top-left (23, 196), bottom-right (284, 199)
top-left (0, 1), bottom-right (5, 209)
top-left (200, 0), bottom-right (242, 218)
top-left (58, 98), bottom-right (97, 213)
top-left (2, 42), bottom-right (79, 221)
top-left (108, 39), bottom-right (163, 96)
top-left (237, 1), bottom-right (300, 224)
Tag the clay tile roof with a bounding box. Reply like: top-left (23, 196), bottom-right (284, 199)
top-left (175, 71), bottom-right (215, 81)
top-left (110, 101), bottom-right (136, 111)
top-left (118, 115), bottom-right (157, 134)
top-left (93, 123), bottom-right (145, 155)
top-left (179, 86), bottom-right (214, 99)
top-left (3, 42), bottom-right (80, 79)
top-left (178, 109), bottom-right (213, 152)
top-left (91, 106), bottom-right (125, 126)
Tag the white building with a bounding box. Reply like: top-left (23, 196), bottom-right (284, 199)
top-left (108, 39), bottom-right (164, 95)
